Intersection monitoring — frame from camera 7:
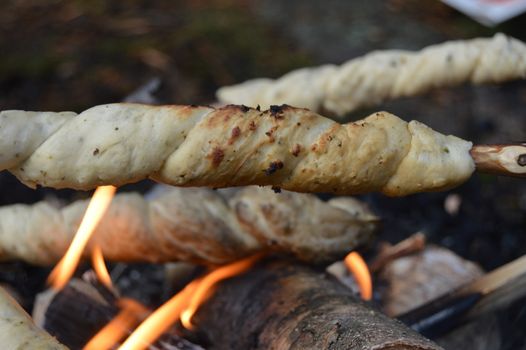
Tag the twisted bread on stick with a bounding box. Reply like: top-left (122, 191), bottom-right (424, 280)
top-left (0, 186), bottom-right (377, 265)
top-left (0, 103), bottom-right (474, 195)
top-left (0, 288), bottom-right (67, 349)
top-left (217, 34), bottom-right (526, 116)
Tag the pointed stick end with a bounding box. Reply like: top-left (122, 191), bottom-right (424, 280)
top-left (471, 143), bottom-right (526, 178)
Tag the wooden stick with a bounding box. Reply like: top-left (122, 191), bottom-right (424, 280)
top-left (398, 254), bottom-right (526, 337)
top-left (471, 144), bottom-right (526, 177)
top-left (191, 260), bottom-right (442, 350)
top-left (369, 232), bottom-right (426, 273)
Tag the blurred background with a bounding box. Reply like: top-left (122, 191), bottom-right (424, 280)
top-left (0, 0), bottom-right (525, 348)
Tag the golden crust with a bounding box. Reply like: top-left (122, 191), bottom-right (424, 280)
top-left (0, 103), bottom-right (474, 195)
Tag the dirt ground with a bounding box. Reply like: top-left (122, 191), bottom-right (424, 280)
top-left (0, 1), bottom-right (525, 348)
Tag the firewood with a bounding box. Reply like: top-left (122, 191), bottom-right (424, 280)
top-left (398, 253), bottom-right (526, 338)
top-left (0, 287), bottom-right (67, 349)
top-left (0, 104), bottom-right (476, 196)
top-left (0, 186), bottom-right (378, 265)
top-left (33, 278), bottom-right (203, 350)
top-left (191, 260), bottom-right (442, 350)
top-left (369, 232), bottom-right (426, 273)
top-left (217, 34), bottom-right (526, 116)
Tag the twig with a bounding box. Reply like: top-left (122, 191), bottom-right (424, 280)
top-left (471, 144), bottom-right (526, 178)
top-left (369, 232), bottom-right (426, 273)
top-left (398, 254), bottom-right (526, 337)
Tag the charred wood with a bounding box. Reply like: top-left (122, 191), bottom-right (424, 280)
top-left (191, 260), bottom-right (442, 350)
top-left (33, 278), bottom-right (203, 350)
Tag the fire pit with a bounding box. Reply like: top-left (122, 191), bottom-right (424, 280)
top-left (1, 5), bottom-right (526, 348)
top-left (1, 103), bottom-right (525, 348)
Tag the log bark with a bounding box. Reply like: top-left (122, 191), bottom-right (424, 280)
top-left (191, 260), bottom-right (442, 350)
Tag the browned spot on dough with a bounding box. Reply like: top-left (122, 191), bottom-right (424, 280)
top-left (317, 124), bottom-right (341, 151)
top-left (210, 147), bottom-right (225, 167)
top-left (249, 121), bottom-right (257, 130)
top-left (208, 105), bottom-right (246, 126)
top-left (291, 144), bottom-right (302, 157)
top-left (271, 186), bottom-right (282, 193)
top-left (228, 126), bottom-right (241, 145)
top-left (231, 126), bottom-right (241, 137)
top-left (238, 105), bottom-right (250, 112)
top-left (265, 125), bottom-right (278, 137)
top-left (269, 104), bottom-right (290, 119)
top-left (224, 104), bottom-right (250, 113)
top-left (265, 161), bottom-right (284, 175)
top-left (265, 125), bottom-right (279, 143)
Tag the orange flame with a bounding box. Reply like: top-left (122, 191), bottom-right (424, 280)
top-left (48, 185), bottom-right (116, 290)
top-left (180, 254), bottom-right (260, 329)
top-left (91, 244), bottom-right (113, 289)
top-left (118, 255), bottom-right (261, 350)
top-left (117, 280), bottom-right (199, 350)
top-left (344, 251), bottom-right (372, 300)
top-left (83, 298), bottom-right (148, 350)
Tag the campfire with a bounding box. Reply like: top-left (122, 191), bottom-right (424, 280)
top-left (32, 185), bottom-right (376, 349)
top-left (0, 29), bottom-right (526, 350)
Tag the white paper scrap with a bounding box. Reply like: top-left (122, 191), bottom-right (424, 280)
top-left (442, 0), bottom-right (526, 26)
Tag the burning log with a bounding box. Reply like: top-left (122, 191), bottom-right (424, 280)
top-left (190, 260), bottom-right (442, 350)
top-left (33, 277), bottom-right (203, 350)
top-left (0, 287), bottom-right (67, 349)
top-left (35, 261), bottom-right (441, 350)
top-left (1, 104), bottom-right (478, 196)
top-left (0, 186), bottom-right (377, 265)
top-left (216, 34), bottom-right (526, 116)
